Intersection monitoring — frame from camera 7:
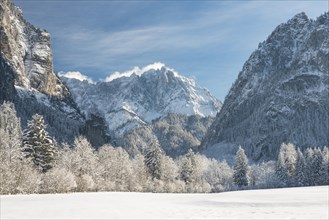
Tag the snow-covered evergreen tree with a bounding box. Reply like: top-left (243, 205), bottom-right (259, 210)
top-left (304, 148), bottom-right (314, 186)
top-left (233, 146), bottom-right (249, 187)
top-left (296, 148), bottom-right (306, 186)
top-left (144, 140), bottom-right (164, 180)
top-left (276, 151), bottom-right (288, 186)
top-left (22, 114), bottom-right (57, 172)
top-left (320, 147), bottom-right (329, 185)
top-left (276, 143), bottom-right (297, 186)
top-left (0, 102), bottom-right (22, 163)
top-left (180, 149), bottom-right (197, 185)
top-left (309, 148), bottom-right (323, 186)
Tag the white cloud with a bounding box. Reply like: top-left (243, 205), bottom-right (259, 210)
top-left (105, 62), bottom-right (172, 82)
top-left (58, 71), bottom-right (94, 83)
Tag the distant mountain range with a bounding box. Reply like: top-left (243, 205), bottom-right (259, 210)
top-left (60, 63), bottom-right (221, 138)
top-left (1, 0), bottom-right (328, 160)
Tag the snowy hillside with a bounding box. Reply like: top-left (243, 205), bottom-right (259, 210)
top-left (60, 63), bottom-right (222, 137)
top-left (2, 186), bottom-right (328, 219)
top-left (202, 12), bottom-right (329, 160)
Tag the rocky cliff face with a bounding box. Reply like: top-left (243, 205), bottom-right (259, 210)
top-left (202, 12), bottom-right (329, 160)
top-left (0, 0), bottom-right (84, 144)
top-left (0, 51), bottom-right (16, 102)
top-left (0, 0), bottom-right (69, 98)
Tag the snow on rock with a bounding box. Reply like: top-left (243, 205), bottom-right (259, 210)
top-left (0, 0), bottom-right (71, 98)
top-left (202, 12), bottom-right (329, 161)
top-left (1, 186), bottom-right (328, 219)
top-left (60, 63), bottom-right (222, 137)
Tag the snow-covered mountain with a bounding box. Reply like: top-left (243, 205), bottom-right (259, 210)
top-left (0, 0), bottom-right (69, 98)
top-left (202, 12), bottom-right (329, 160)
top-left (0, 0), bottom-right (84, 143)
top-left (60, 63), bottom-right (222, 137)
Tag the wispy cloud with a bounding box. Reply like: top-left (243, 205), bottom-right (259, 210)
top-left (52, 0), bottom-right (326, 70)
top-left (13, 0), bottom-right (328, 100)
top-left (58, 71), bottom-right (94, 84)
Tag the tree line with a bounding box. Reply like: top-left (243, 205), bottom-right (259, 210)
top-left (0, 101), bottom-right (328, 194)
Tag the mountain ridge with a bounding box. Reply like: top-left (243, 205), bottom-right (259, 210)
top-left (202, 12), bottom-right (329, 160)
top-left (60, 63), bottom-right (222, 138)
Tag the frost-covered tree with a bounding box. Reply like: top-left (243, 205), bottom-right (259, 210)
top-left (180, 149), bottom-right (197, 185)
top-left (320, 147), bottom-right (329, 185)
top-left (96, 144), bottom-right (116, 191)
top-left (233, 146), bottom-right (249, 187)
top-left (177, 152), bottom-right (211, 193)
top-left (249, 161), bottom-right (280, 189)
top-left (144, 141), bottom-right (164, 180)
top-left (0, 102), bottom-right (22, 162)
top-left (96, 144), bottom-right (136, 191)
top-left (0, 102), bottom-right (40, 194)
top-left (276, 143), bottom-right (297, 186)
top-left (160, 155), bottom-right (179, 183)
top-left (151, 155), bottom-right (181, 193)
top-left (70, 136), bottom-right (97, 191)
top-left (204, 159), bottom-right (233, 192)
top-left (131, 154), bottom-right (149, 192)
top-left (309, 148), bottom-right (323, 186)
top-left (296, 148), bottom-right (306, 186)
top-left (304, 148), bottom-right (314, 186)
top-left (22, 114), bottom-right (57, 172)
top-left (40, 168), bottom-right (77, 193)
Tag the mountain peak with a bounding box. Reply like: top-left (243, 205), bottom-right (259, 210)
top-left (287, 12), bottom-right (309, 26)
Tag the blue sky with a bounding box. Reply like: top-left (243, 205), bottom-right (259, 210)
top-left (13, 0), bottom-right (328, 101)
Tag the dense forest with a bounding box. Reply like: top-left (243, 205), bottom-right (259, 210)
top-left (1, 101), bottom-right (328, 194)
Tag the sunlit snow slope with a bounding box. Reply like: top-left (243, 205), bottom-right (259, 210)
top-left (60, 63), bottom-right (221, 137)
top-left (1, 186), bottom-right (328, 219)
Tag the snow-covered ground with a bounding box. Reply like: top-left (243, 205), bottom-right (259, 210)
top-left (1, 186), bottom-right (328, 219)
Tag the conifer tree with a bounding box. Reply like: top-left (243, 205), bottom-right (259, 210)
top-left (276, 151), bottom-right (288, 186)
top-left (310, 148), bottom-right (323, 185)
top-left (180, 148), bottom-right (197, 184)
top-left (276, 143), bottom-right (297, 186)
top-left (0, 102), bottom-right (22, 161)
top-left (296, 148), bottom-right (306, 186)
top-left (320, 147), bottom-right (329, 185)
top-left (144, 141), bottom-right (164, 180)
top-left (22, 114), bottom-right (57, 172)
top-left (233, 146), bottom-right (249, 187)
top-left (304, 148), bottom-right (314, 186)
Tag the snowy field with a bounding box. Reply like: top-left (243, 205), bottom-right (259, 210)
top-left (1, 186), bottom-right (328, 219)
